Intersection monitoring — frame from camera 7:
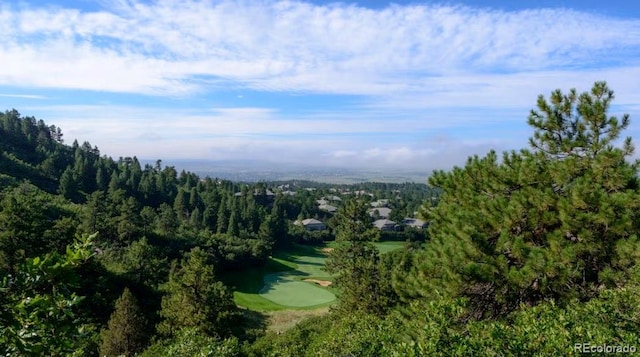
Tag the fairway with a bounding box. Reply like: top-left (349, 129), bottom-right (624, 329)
top-left (258, 253), bottom-right (336, 308)
top-left (230, 241), bottom-right (406, 310)
top-left (260, 273), bottom-right (335, 307)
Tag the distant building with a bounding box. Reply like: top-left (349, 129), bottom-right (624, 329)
top-left (294, 218), bottom-right (327, 231)
top-left (319, 204), bottom-right (338, 213)
top-left (353, 190), bottom-right (373, 197)
top-left (402, 218), bottom-right (428, 229)
top-left (234, 189), bottom-right (275, 198)
top-left (368, 207), bottom-right (391, 219)
top-left (373, 219), bottom-right (399, 231)
top-left (370, 199), bottom-right (389, 208)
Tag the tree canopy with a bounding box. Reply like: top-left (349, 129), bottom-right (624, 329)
top-left (406, 81), bottom-right (640, 318)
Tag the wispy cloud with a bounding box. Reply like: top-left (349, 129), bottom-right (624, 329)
top-left (0, 93), bottom-right (46, 99)
top-left (1, 1), bottom-right (639, 96)
top-left (3, 1), bottom-right (640, 171)
top-left (20, 103), bottom-right (527, 170)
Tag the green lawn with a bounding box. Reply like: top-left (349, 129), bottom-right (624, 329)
top-left (326, 240), bottom-right (405, 254)
top-left (373, 241), bottom-right (406, 254)
top-left (226, 241), bottom-right (406, 311)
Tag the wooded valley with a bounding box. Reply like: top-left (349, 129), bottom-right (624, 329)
top-left (1, 82), bottom-right (640, 356)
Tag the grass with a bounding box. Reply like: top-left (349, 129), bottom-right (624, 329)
top-left (259, 274), bottom-right (335, 308)
top-left (258, 245), bottom-right (336, 309)
top-left (265, 307), bottom-right (330, 334)
top-left (223, 258), bottom-right (298, 311)
top-left (225, 240), bottom-right (406, 311)
top-left (326, 240), bottom-right (406, 254)
top-left (374, 240), bottom-right (406, 254)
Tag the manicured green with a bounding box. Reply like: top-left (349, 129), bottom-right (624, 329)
top-left (229, 241), bottom-right (405, 310)
top-left (258, 247), bottom-right (336, 308)
top-left (259, 273), bottom-right (335, 308)
top-left (327, 240), bottom-right (406, 254)
top-left (224, 257), bottom-right (297, 311)
top-left (373, 241), bottom-right (405, 254)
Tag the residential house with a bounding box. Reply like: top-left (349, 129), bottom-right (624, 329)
top-left (373, 219), bottom-right (399, 231)
top-left (294, 218), bottom-right (327, 231)
top-left (402, 218), bottom-right (428, 229)
top-left (370, 199), bottom-right (389, 208)
top-left (368, 207), bottom-right (391, 219)
top-left (319, 204), bottom-right (338, 213)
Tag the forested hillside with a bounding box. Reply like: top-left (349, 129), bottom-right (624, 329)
top-left (2, 82), bottom-right (640, 356)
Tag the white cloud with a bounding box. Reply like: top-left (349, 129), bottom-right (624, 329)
top-left (0, 93), bottom-right (46, 99)
top-left (4, 1), bottom-right (640, 171)
top-left (20, 103), bottom-right (524, 171)
top-left (0, 1), bottom-right (638, 96)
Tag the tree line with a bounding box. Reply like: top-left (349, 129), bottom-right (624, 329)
top-left (2, 81), bottom-right (639, 355)
top-left (0, 109), bottom-right (431, 356)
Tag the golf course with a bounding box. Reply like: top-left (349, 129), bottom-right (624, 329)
top-left (226, 241), bottom-right (405, 311)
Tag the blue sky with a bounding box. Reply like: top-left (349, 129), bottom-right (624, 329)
top-left (1, 0), bottom-right (639, 172)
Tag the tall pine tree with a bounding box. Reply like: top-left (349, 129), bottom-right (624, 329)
top-left (325, 199), bottom-right (395, 315)
top-left (157, 247), bottom-right (239, 338)
top-left (99, 288), bottom-right (149, 357)
top-left (406, 82), bottom-right (640, 318)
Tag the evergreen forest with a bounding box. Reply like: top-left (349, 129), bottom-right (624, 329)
top-left (1, 81), bottom-right (640, 356)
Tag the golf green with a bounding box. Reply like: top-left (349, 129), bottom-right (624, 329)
top-left (258, 254), bottom-right (336, 308)
top-left (259, 273), bottom-right (336, 307)
top-left (241, 242), bottom-right (405, 309)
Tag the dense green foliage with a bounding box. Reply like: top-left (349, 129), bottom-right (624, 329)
top-left (157, 247), bottom-right (240, 338)
top-left (325, 199), bottom-right (398, 315)
top-left (99, 288), bottom-right (149, 357)
top-left (1, 81), bottom-right (637, 355)
top-left (403, 82), bottom-right (640, 318)
top-left (0, 234), bottom-right (95, 356)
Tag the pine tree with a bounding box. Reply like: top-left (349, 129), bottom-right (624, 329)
top-left (216, 196), bottom-right (229, 234)
top-left (173, 188), bottom-right (189, 220)
top-left (228, 208), bottom-right (240, 237)
top-left (58, 167), bottom-right (78, 201)
top-left (325, 199), bottom-right (394, 315)
top-left (407, 82), bottom-right (640, 318)
top-left (157, 247), bottom-right (239, 338)
top-left (99, 288), bottom-right (149, 357)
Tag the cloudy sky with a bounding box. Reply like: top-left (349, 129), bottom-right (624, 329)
top-left (1, 0), bottom-right (639, 172)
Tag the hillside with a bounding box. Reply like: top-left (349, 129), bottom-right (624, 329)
top-left (2, 82), bottom-right (640, 356)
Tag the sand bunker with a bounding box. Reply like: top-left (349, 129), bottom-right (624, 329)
top-left (304, 279), bottom-right (332, 287)
top-left (321, 248), bottom-right (334, 254)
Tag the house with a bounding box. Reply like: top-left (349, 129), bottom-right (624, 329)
top-left (368, 207), bottom-right (391, 219)
top-left (373, 219), bottom-right (399, 231)
top-left (294, 218), bottom-right (327, 231)
top-left (234, 189), bottom-right (275, 197)
top-left (370, 199), bottom-right (389, 208)
top-left (328, 195), bottom-right (342, 202)
top-left (319, 204), bottom-right (338, 213)
top-left (353, 190), bottom-right (373, 197)
top-left (402, 218), bottom-right (428, 229)
top-left (316, 198), bottom-right (330, 205)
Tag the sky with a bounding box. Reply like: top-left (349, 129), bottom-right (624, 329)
top-left (1, 0), bottom-right (639, 172)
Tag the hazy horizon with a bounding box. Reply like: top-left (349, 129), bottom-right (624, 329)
top-left (1, 0), bottom-right (639, 171)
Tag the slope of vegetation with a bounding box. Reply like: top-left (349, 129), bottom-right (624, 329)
top-left (2, 81), bottom-right (639, 356)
